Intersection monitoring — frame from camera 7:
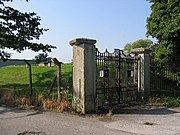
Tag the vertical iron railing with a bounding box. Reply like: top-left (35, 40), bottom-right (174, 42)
top-left (150, 62), bottom-right (180, 97)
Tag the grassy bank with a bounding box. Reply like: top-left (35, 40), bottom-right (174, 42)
top-left (0, 64), bottom-right (72, 96)
top-left (0, 64), bottom-right (73, 111)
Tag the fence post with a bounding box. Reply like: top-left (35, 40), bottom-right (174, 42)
top-left (132, 48), bottom-right (151, 101)
top-left (24, 60), bottom-right (32, 99)
top-left (53, 58), bottom-right (62, 102)
top-left (69, 38), bottom-right (96, 114)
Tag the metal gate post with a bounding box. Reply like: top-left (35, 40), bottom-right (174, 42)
top-left (132, 48), bottom-right (151, 101)
top-left (70, 38), bottom-right (97, 114)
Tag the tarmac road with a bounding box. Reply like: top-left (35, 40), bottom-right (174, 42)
top-left (0, 106), bottom-right (180, 135)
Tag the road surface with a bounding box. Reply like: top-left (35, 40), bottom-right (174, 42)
top-left (0, 106), bottom-right (180, 135)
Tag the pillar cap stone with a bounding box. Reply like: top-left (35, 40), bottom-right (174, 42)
top-left (132, 48), bottom-right (152, 54)
top-left (69, 38), bottom-right (97, 46)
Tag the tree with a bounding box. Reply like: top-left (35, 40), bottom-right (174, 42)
top-left (0, 0), bottom-right (56, 61)
top-left (123, 39), bottom-right (153, 54)
top-left (34, 53), bottom-right (51, 64)
top-left (0, 50), bottom-right (10, 61)
top-left (146, 0), bottom-right (180, 66)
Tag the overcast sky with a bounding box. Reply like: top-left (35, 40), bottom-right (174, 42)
top-left (5, 0), bottom-right (154, 62)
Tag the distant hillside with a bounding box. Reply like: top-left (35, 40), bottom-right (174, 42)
top-left (0, 59), bottom-right (36, 67)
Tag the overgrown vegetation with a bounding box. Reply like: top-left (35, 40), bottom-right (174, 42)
top-left (148, 96), bottom-right (180, 108)
top-left (0, 90), bottom-right (72, 112)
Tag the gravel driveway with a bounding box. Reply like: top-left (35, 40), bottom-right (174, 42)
top-left (0, 106), bottom-right (180, 135)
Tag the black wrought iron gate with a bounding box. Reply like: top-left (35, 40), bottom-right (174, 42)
top-left (96, 48), bottom-right (138, 109)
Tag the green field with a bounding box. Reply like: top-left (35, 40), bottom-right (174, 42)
top-left (0, 64), bottom-right (72, 96)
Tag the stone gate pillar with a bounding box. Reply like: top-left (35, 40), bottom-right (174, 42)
top-left (69, 38), bottom-right (96, 114)
top-left (132, 48), bottom-right (151, 101)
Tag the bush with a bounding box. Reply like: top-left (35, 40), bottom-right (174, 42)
top-left (162, 97), bottom-right (180, 108)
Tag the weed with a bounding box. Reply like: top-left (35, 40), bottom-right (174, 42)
top-left (56, 101), bottom-right (71, 112)
top-left (41, 90), bottom-right (72, 111)
top-left (148, 96), bottom-right (164, 105)
top-left (42, 99), bottom-right (55, 110)
top-left (0, 91), bottom-right (15, 105)
top-left (15, 97), bottom-right (31, 107)
top-left (106, 108), bottom-right (113, 117)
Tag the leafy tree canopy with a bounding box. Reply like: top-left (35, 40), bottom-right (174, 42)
top-left (34, 53), bottom-right (51, 64)
top-left (146, 0), bottom-right (180, 66)
top-left (123, 39), bottom-right (153, 54)
top-left (0, 0), bottom-right (56, 61)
